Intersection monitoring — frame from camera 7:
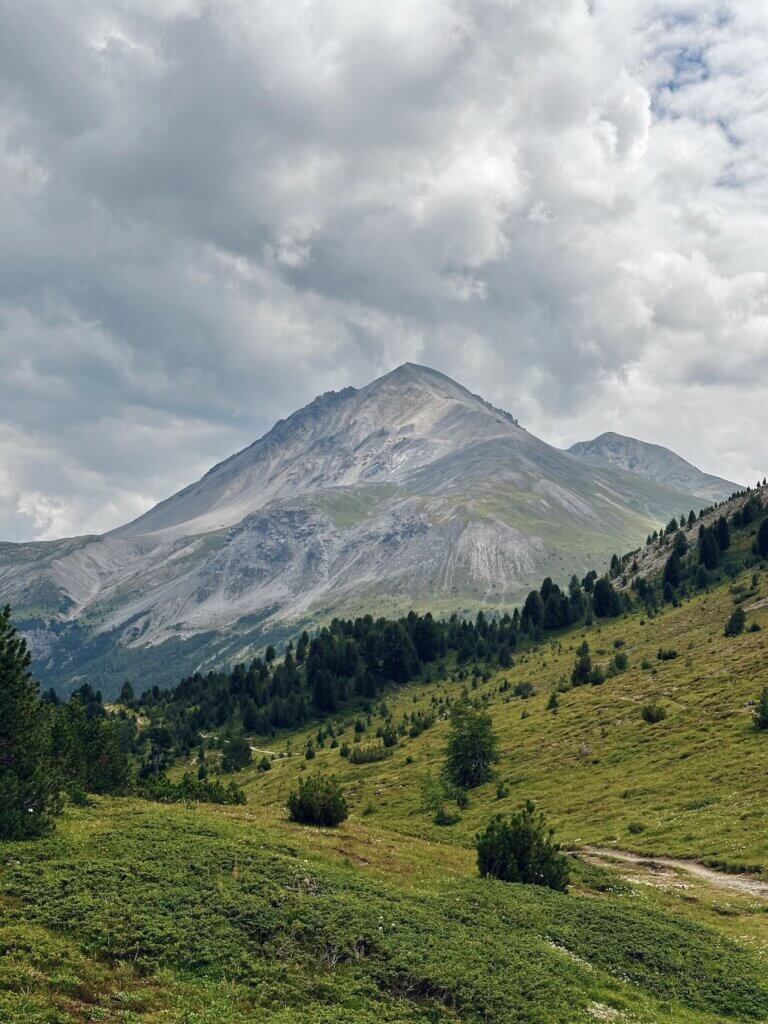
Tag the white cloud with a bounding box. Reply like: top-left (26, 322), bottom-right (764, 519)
top-left (0, 0), bottom-right (767, 538)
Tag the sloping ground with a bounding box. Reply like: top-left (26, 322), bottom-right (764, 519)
top-left (617, 485), bottom-right (767, 589)
top-left (3, 798), bottom-right (768, 1024)
top-left (241, 557), bottom-right (768, 872)
top-left (5, 537), bottom-right (768, 1023)
top-left (581, 848), bottom-right (768, 898)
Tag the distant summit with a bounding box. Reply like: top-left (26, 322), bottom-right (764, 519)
top-left (568, 432), bottom-right (740, 505)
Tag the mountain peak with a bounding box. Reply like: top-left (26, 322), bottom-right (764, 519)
top-left (569, 432), bottom-right (741, 503)
top-left (115, 364), bottom-right (520, 539)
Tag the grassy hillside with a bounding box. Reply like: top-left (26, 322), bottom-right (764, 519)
top-left (237, 565), bottom-right (768, 869)
top-left (5, 560), bottom-right (768, 1023)
top-left (3, 795), bottom-right (768, 1024)
top-left (5, 503), bottom-right (768, 1023)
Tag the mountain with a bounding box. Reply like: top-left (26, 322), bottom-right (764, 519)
top-left (568, 431), bottom-right (740, 504)
top-left (0, 364), bottom-right (726, 695)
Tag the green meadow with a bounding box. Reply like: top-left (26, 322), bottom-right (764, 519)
top-left (3, 554), bottom-right (768, 1023)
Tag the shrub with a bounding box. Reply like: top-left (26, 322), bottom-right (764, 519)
top-left (221, 735), bottom-right (252, 772)
top-left (258, 755), bottom-right (271, 772)
top-left (286, 775), bottom-right (348, 826)
top-left (434, 807), bottom-right (461, 826)
top-left (609, 651), bottom-right (628, 675)
top-left (628, 820), bottom-right (647, 835)
top-left (377, 721), bottom-right (398, 748)
top-left (137, 773), bottom-right (246, 805)
top-left (724, 607), bottom-right (746, 637)
top-left (476, 801), bottom-right (569, 891)
top-left (754, 687), bottom-right (768, 731)
top-left (641, 702), bottom-right (667, 724)
top-left (349, 741), bottom-right (389, 764)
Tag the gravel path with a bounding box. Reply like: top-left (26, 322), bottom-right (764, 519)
top-left (581, 846), bottom-right (768, 899)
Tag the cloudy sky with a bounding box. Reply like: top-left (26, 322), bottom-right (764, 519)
top-left (1, 0), bottom-right (767, 541)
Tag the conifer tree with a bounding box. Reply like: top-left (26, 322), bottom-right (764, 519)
top-left (699, 530), bottom-right (719, 571)
top-left (757, 518), bottom-right (768, 558)
top-left (444, 701), bottom-right (499, 789)
top-left (592, 577), bottom-right (621, 618)
top-left (571, 642), bottom-right (592, 686)
top-left (754, 687), bottom-right (768, 731)
top-left (0, 606), bottom-right (59, 840)
top-left (715, 516), bottom-right (731, 552)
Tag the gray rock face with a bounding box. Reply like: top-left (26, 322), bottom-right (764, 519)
top-left (568, 432), bottom-right (741, 504)
top-left (0, 364), bottom-right (726, 693)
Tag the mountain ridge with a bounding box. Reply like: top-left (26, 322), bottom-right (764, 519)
top-left (569, 430), bottom-right (740, 503)
top-left (0, 363), bottom-right (735, 695)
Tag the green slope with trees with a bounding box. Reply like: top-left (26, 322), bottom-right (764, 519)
top-left (3, 485), bottom-right (768, 1023)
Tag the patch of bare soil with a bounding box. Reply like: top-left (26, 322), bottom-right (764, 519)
top-left (581, 846), bottom-right (768, 899)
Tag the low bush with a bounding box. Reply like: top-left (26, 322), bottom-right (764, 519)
top-left (724, 606), bottom-right (746, 637)
top-left (476, 801), bottom-right (569, 891)
top-left (286, 775), bottom-right (348, 826)
top-left (221, 736), bottom-right (252, 773)
top-left (641, 702), bottom-right (667, 724)
top-left (348, 741), bottom-right (389, 764)
top-left (136, 773), bottom-right (246, 805)
top-left (754, 687), bottom-right (768, 731)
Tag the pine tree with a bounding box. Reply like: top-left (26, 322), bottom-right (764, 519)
top-left (724, 606), bottom-right (746, 637)
top-left (699, 530), bottom-right (719, 570)
top-left (663, 552), bottom-right (681, 590)
top-left (475, 802), bottom-right (569, 891)
top-left (571, 642), bottom-right (592, 686)
top-left (119, 680), bottom-right (135, 705)
top-left (757, 518), bottom-right (768, 558)
top-left (0, 606), bottom-right (60, 840)
top-left (444, 701), bottom-right (499, 789)
top-left (592, 577), bottom-right (621, 618)
top-left (221, 735), bottom-right (252, 772)
top-left (754, 687), bottom-right (768, 731)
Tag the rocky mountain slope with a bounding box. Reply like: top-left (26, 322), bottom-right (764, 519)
top-left (569, 431), bottom-right (740, 503)
top-left (0, 364), bottom-right (731, 695)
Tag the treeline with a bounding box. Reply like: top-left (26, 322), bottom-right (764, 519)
top-left (135, 569), bottom-right (627, 750)
top-left (1, 606), bottom-right (245, 842)
top-left (631, 492), bottom-right (768, 610)
top-left (1, 606), bottom-right (131, 840)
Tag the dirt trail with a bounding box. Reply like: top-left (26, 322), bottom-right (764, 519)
top-left (581, 846), bottom-right (768, 899)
